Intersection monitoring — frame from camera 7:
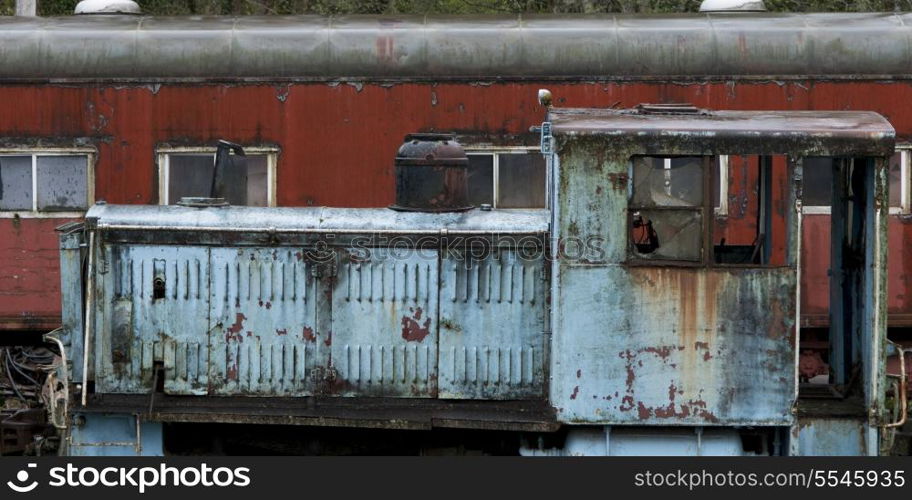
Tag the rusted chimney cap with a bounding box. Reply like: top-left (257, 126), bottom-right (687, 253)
top-left (396, 133), bottom-right (468, 167)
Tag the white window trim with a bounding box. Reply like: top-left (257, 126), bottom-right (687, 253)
top-left (156, 146), bottom-right (278, 207)
top-left (799, 146), bottom-right (911, 215)
top-left (715, 155), bottom-right (729, 216)
top-left (0, 148), bottom-right (96, 218)
top-left (465, 146), bottom-right (545, 209)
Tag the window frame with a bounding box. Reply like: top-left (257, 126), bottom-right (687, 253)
top-left (156, 146), bottom-right (278, 207)
top-left (627, 154), bottom-right (785, 269)
top-left (627, 155), bottom-right (713, 266)
top-left (798, 145), bottom-right (910, 215)
top-left (463, 146), bottom-right (548, 209)
top-left (0, 147), bottom-right (96, 218)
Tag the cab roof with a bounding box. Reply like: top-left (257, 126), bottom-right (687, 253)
top-left (549, 106), bottom-right (895, 157)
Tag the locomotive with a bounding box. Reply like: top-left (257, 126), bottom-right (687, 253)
top-left (53, 97), bottom-right (902, 455)
top-left (0, 7), bottom-right (910, 455)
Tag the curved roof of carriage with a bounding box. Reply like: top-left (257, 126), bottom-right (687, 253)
top-left (2, 13), bottom-right (911, 82)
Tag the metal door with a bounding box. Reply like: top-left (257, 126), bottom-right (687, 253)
top-left (97, 244), bottom-right (210, 395)
top-left (438, 248), bottom-right (547, 399)
top-left (330, 247), bottom-right (439, 397)
top-left (208, 247), bottom-right (326, 396)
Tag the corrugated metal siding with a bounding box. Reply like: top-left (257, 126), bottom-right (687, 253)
top-left (438, 249), bottom-right (547, 399)
top-left (331, 248), bottom-right (439, 397)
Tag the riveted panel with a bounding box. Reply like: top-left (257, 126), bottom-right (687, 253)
top-left (208, 247), bottom-right (325, 396)
top-left (331, 248), bottom-right (439, 397)
top-left (438, 249), bottom-right (547, 399)
top-left (96, 244), bottom-right (210, 395)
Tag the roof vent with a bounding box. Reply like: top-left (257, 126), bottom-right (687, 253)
top-left (74, 0), bottom-right (141, 14)
top-left (699, 0), bottom-right (766, 12)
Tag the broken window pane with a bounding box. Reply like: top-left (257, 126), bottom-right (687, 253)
top-left (631, 156), bottom-right (703, 207)
top-left (466, 154), bottom-right (494, 206)
top-left (0, 156), bottom-right (33, 210)
top-left (167, 153), bottom-right (269, 207)
top-left (630, 209), bottom-right (702, 261)
top-left (36, 155), bottom-right (88, 211)
top-left (889, 151), bottom-right (902, 208)
top-left (803, 157), bottom-right (834, 207)
top-left (498, 153), bottom-right (546, 208)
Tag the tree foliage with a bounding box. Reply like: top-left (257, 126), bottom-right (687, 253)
top-left (2, 0), bottom-right (908, 19)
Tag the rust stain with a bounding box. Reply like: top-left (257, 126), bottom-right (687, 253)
top-left (276, 328), bottom-right (288, 336)
top-left (401, 306), bottom-right (431, 342)
top-left (324, 330), bottom-right (332, 347)
top-left (225, 313), bottom-right (247, 343)
top-left (606, 172), bottom-right (628, 190)
top-left (302, 326), bottom-right (316, 343)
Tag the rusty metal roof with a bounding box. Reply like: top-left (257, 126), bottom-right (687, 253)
top-left (2, 13), bottom-right (912, 81)
top-left (550, 107), bottom-right (896, 156)
top-left (86, 204), bottom-right (549, 234)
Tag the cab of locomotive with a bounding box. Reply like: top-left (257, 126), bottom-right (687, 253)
top-left (541, 102), bottom-right (896, 455)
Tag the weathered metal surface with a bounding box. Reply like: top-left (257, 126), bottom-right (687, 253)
top-left (391, 133), bottom-right (471, 212)
top-left (96, 244), bottom-right (210, 395)
top-left (84, 394), bottom-right (560, 432)
top-left (67, 413), bottom-right (163, 456)
top-left (549, 111), bottom-right (804, 426)
top-left (550, 108), bottom-right (896, 157)
top-left (438, 248), bottom-right (547, 399)
top-left (86, 204), bottom-right (549, 235)
top-left (57, 222), bottom-right (85, 381)
top-left (521, 427), bottom-right (757, 456)
top-left (2, 14), bottom-right (912, 81)
top-left (552, 266), bottom-right (797, 425)
top-left (331, 247), bottom-right (439, 397)
top-left (208, 247), bottom-right (325, 396)
top-left (792, 418), bottom-right (868, 456)
top-left (81, 204), bottom-right (548, 399)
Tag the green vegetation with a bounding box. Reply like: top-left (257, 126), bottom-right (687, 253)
top-left (0, 0), bottom-right (908, 19)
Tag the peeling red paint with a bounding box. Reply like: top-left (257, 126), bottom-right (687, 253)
top-left (401, 307), bottom-right (431, 342)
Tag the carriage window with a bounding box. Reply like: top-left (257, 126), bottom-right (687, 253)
top-left (158, 148), bottom-right (275, 206)
top-left (0, 152), bottom-right (92, 213)
top-left (628, 156), bottom-right (705, 262)
top-left (466, 149), bottom-right (546, 208)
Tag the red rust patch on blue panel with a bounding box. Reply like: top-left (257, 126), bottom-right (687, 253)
top-left (570, 386), bottom-right (579, 400)
top-left (401, 307), bottom-right (431, 342)
top-left (302, 327), bottom-right (316, 343)
top-left (276, 328), bottom-right (288, 336)
top-left (226, 313), bottom-right (247, 343)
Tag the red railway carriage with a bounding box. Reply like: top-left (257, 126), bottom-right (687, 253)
top-left (1, 13), bottom-right (911, 357)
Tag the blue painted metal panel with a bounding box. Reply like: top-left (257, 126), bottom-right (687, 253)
top-left (96, 244), bottom-right (210, 395)
top-left (552, 266), bottom-right (796, 425)
top-left (331, 248), bottom-right (439, 397)
top-left (793, 418), bottom-right (868, 456)
top-left (549, 130), bottom-right (799, 426)
top-left (521, 427), bottom-right (754, 456)
top-left (58, 224), bottom-right (85, 382)
top-left (208, 247), bottom-right (325, 396)
top-left (438, 248), bottom-right (547, 399)
top-left (67, 413), bottom-right (163, 457)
